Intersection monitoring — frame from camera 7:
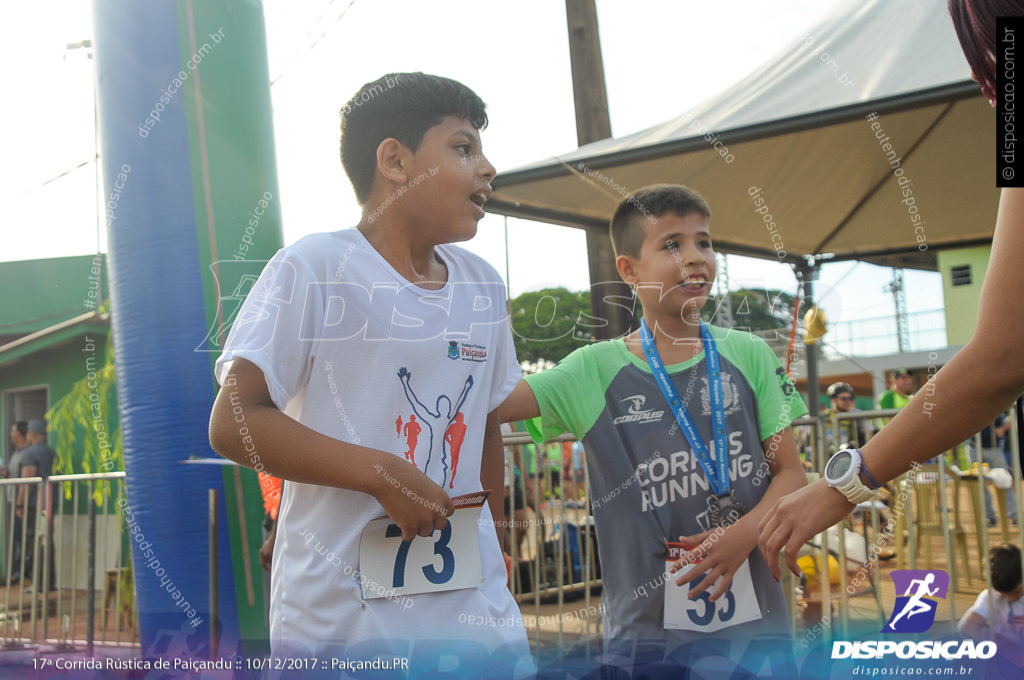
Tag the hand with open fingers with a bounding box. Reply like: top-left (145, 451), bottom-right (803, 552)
top-left (757, 478), bottom-right (854, 581)
top-left (668, 519), bottom-right (756, 604)
top-left (374, 456), bottom-right (456, 542)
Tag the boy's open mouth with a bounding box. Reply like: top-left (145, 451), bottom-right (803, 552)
top-left (679, 278), bottom-right (709, 293)
top-left (469, 192), bottom-right (488, 218)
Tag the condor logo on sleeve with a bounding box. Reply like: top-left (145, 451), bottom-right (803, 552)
top-left (612, 395), bottom-right (665, 425)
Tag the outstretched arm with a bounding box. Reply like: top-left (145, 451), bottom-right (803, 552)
top-left (760, 188), bottom-right (1024, 578)
top-left (498, 380), bottom-right (541, 424)
top-left (397, 367), bottom-right (433, 420)
top-left (451, 374), bottom-right (475, 417)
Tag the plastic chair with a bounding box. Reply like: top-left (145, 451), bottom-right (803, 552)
top-left (904, 467), bottom-right (971, 588)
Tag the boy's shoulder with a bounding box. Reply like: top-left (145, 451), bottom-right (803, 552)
top-left (277, 231), bottom-right (505, 285)
top-left (436, 242), bottom-right (505, 283)
top-left (279, 229), bottom-right (359, 264)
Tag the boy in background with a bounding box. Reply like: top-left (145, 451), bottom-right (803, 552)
top-left (210, 73), bottom-right (530, 675)
top-left (959, 544), bottom-right (1024, 642)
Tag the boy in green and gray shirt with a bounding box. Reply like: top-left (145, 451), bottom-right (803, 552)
top-left (501, 184), bottom-right (807, 669)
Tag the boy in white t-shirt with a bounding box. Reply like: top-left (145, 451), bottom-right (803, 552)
top-left (209, 73), bottom-right (531, 676)
top-left (959, 544), bottom-right (1024, 642)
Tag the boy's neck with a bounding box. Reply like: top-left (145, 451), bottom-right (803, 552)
top-left (627, 308), bottom-right (704, 364)
top-left (644, 309), bottom-right (703, 343)
top-left (358, 216), bottom-right (447, 289)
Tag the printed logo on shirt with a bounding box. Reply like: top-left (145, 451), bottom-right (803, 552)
top-left (612, 395), bottom-right (665, 425)
top-left (699, 373), bottom-right (742, 417)
top-left (446, 341), bottom-right (488, 363)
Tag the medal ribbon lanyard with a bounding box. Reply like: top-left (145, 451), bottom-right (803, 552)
top-left (639, 319), bottom-right (730, 498)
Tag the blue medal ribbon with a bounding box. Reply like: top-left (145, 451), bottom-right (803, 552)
top-left (639, 319), bottom-right (730, 498)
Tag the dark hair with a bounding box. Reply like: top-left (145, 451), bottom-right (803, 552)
top-left (827, 382), bottom-right (854, 399)
top-left (13, 421), bottom-right (27, 438)
top-left (948, 0), bottom-right (1024, 104)
top-left (339, 72), bottom-right (488, 205)
top-left (990, 543), bottom-right (1022, 593)
top-left (609, 184), bottom-right (711, 258)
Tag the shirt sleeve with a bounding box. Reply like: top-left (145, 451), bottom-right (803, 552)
top-left (747, 338), bottom-right (809, 441)
top-left (19, 446), bottom-right (39, 471)
top-left (965, 590), bottom-right (992, 626)
top-left (877, 391), bottom-right (896, 410)
top-left (522, 346), bottom-right (596, 443)
top-left (214, 248), bottom-right (324, 411)
top-left (488, 313), bottom-right (523, 412)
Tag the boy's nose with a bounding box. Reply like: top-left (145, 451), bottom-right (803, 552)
top-left (680, 244), bottom-right (706, 266)
top-left (479, 155), bottom-right (497, 182)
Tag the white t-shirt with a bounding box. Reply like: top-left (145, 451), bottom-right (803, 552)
top-left (959, 589), bottom-right (1024, 640)
top-left (215, 229), bottom-right (530, 670)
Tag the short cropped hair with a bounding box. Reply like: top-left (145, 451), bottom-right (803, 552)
top-left (609, 184), bottom-right (711, 258)
top-left (990, 543), bottom-right (1023, 594)
top-left (340, 72), bottom-right (488, 205)
top-left (948, 0), bottom-right (1024, 104)
top-left (13, 421), bottom-right (27, 438)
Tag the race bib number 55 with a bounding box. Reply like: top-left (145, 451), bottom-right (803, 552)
top-left (663, 541), bottom-right (762, 633)
top-left (358, 491), bottom-right (490, 599)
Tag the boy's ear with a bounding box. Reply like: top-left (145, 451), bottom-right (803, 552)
top-left (615, 254), bottom-right (637, 290)
top-left (376, 137), bottom-right (410, 185)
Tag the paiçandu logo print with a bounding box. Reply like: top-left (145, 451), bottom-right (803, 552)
top-left (883, 570), bottom-right (949, 633)
top-left (447, 341), bottom-right (459, 360)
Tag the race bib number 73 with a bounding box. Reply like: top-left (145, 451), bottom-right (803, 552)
top-left (358, 491), bottom-right (490, 599)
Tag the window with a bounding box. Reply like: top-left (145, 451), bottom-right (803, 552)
top-left (951, 265), bottom-right (972, 287)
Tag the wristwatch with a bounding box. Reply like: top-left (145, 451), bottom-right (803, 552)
top-left (824, 448), bottom-right (878, 504)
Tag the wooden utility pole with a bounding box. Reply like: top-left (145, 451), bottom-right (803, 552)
top-left (566, 0), bottom-right (634, 340)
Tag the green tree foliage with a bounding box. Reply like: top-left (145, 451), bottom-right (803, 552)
top-left (701, 288), bottom-right (797, 337)
top-left (510, 288), bottom-right (597, 366)
top-left (46, 322), bottom-right (122, 502)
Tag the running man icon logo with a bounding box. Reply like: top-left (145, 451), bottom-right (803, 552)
top-left (882, 570), bottom-right (949, 633)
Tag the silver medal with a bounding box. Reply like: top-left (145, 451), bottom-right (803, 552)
top-left (710, 492), bottom-right (747, 528)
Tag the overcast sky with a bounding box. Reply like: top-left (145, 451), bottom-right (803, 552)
top-left (2, 0), bottom-right (950, 349)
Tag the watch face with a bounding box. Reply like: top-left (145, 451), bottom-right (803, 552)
top-left (827, 451), bottom-right (853, 480)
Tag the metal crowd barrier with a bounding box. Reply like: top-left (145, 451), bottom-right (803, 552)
top-left (0, 472), bottom-right (132, 652)
top-left (501, 431), bottom-right (601, 656)
top-left (797, 406), bottom-right (1024, 641)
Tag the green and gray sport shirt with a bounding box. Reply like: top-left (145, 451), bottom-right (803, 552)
top-left (524, 325), bottom-right (807, 646)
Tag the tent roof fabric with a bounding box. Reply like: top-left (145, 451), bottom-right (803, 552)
top-left (487, 0), bottom-right (997, 270)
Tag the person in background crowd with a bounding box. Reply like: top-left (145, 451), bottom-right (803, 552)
top-left (823, 382), bottom-right (870, 450)
top-left (958, 544), bottom-right (1024, 642)
top-left (3, 422), bottom-right (28, 584)
top-left (18, 419), bottom-right (57, 588)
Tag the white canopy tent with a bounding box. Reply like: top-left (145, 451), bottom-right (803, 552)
top-left (487, 0), bottom-right (997, 272)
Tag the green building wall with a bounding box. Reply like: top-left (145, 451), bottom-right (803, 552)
top-left (937, 245), bottom-right (992, 347)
